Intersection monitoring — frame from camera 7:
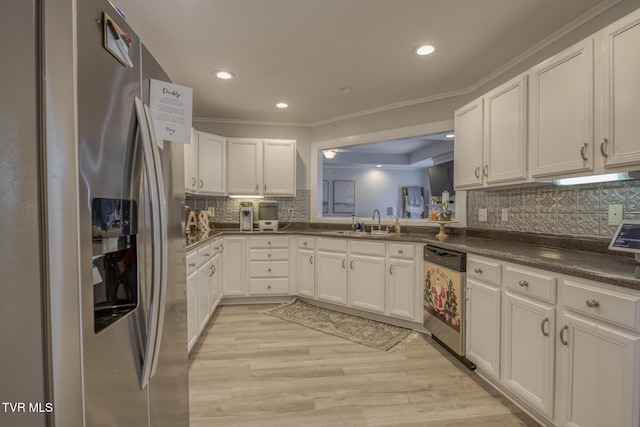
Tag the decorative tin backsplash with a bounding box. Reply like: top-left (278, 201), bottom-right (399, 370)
top-left (186, 190), bottom-right (311, 223)
top-left (467, 180), bottom-right (640, 239)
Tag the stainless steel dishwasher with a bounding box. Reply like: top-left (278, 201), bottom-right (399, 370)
top-left (423, 244), bottom-right (474, 369)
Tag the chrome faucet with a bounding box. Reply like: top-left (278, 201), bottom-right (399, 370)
top-left (372, 209), bottom-right (381, 231)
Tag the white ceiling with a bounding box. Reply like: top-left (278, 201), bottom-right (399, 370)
top-left (116, 0), bottom-right (612, 125)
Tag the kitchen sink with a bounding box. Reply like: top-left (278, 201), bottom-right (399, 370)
top-left (321, 230), bottom-right (396, 237)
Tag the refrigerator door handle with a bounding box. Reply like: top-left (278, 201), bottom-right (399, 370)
top-left (134, 97), bottom-right (163, 390)
top-left (143, 103), bottom-right (168, 381)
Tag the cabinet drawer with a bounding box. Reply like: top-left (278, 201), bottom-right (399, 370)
top-left (298, 237), bottom-right (315, 249)
top-left (317, 238), bottom-right (348, 252)
top-left (249, 278), bottom-right (290, 294)
top-left (564, 279), bottom-right (640, 332)
top-left (248, 236), bottom-right (289, 249)
top-left (197, 244), bottom-right (214, 266)
top-left (504, 265), bottom-right (557, 303)
top-left (389, 243), bottom-right (414, 259)
top-left (250, 261), bottom-right (289, 277)
top-left (468, 257), bottom-right (501, 286)
top-left (249, 248), bottom-right (289, 261)
top-left (186, 251), bottom-right (198, 275)
top-left (350, 240), bottom-right (385, 256)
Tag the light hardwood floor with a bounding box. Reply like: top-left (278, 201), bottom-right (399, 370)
top-left (189, 304), bottom-right (540, 427)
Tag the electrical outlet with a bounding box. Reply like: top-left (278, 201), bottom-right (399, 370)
top-left (608, 204), bottom-right (623, 225)
top-left (479, 208), bottom-right (488, 222)
top-left (501, 208), bottom-right (509, 222)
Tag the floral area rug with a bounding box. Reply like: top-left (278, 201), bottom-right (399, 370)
top-left (264, 299), bottom-right (418, 352)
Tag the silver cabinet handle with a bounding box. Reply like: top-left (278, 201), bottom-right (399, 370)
top-left (519, 280), bottom-right (529, 287)
top-left (600, 138), bottom-right (608, 158)
top-left (212, 265), bottom-right (216, 275)
top-left (191, 177), bottom-right (196, 186)
top-left (586, 299), bottom-right (600, 308)
top-left (474, 267), bottom-right (483, 274)
top-left (389, 265), bottom-right (393, 275)
top-left (483, 165), bottom-right (489, 177)
top-left (580, 143), bottom-right (588, 161)
top-left (350, 260), bottom-right (354, 270)
top-left (204, 252), bottom-right (210, 257)
top-left (342, 259), bottom-right (346, 269)
top-left (560, 325), bottom-right (569, 346)
top-left (541, 317), bottom-right (550, 337)
top-left (474, 166), bottom-right (480, 179)
top-left (188, 262), bottom-right (196, 267)
top-left (209, 266), bottom-right (214, 277)
top-left (309, 255), bottom-right (313, 265)
top-left (220, 245), bottom-right (224, 253)
top-left (200, 179), bottom-right (203, 189)
top-left (256, 184), bottom-right (259, 191)
top-left (264, 184), bottom-right (267, 191)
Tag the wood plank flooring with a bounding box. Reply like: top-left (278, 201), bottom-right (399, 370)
top-left (189, 304), bottom-right (540, 427)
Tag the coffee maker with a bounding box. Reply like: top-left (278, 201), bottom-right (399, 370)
top-left (239, 202), bottom-right (254, 232)
top-left (258, 201), bottom-right (279, 231)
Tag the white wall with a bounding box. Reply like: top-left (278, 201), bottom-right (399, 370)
top-left (322, 166), bottom-right (428, 218)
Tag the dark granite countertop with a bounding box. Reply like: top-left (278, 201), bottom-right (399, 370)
top-left (186, 225), bottom-right (640, 291)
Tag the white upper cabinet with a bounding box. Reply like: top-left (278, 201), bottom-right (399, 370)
top-left (227, 138), bottom-right (296, 196)
top-left (197, 132), bottom-right (226, 195)
top-left (530, 38), bottom-right (594, 179)
top-left (454, 98), bottom-right (484, 189)
top-left (184, 128), bottom-right (198, 192)
top-left (454, 74), bottom-right (528, 190)
top-left (597, 9), bottom-right (640, 171)
top-left (484, 74), bottom-right (528, 185)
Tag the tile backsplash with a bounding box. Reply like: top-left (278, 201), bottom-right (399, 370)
top-left (186, 190), bottom-right (311, 223)
top-left (467, 180), bottom-right (640, 239)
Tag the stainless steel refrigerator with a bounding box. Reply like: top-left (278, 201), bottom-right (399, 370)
top-left (0, 1), bottom-right (189, 425)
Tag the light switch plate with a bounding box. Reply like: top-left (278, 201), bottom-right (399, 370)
top-left (479, 208), bottom-right (488, 222)
top-left (501, 208), bottom-right (509, 222)
top-left (608, 204), bottom-right (623, 225)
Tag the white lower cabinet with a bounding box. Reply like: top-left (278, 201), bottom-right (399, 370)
top-left (248, 236), bottom-right (291, 295)
top-left (465, 255), bottom-right (640, 426)
top-left (387, 243), bottom-right (417, 321)
top-left (296, 237), bottom-right (315, 298)
top-left (222, 236), bottom-right (246, 296)
top-left (196, 260), bottom-right (212, 333)
top-left (502, 291), bottom-right (556, 419)
top-left (348, 241), bottom-right (386, 314)
top-left (316, 239), bottom-right (348, 305)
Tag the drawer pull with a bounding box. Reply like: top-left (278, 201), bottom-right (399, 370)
top-left (204, 252), bottom-right (210, 257)
top-left (267, 285), bottom-right (271, 290)
top-left (267, 253), bottom-right (272, 258)
top-left (560, 325), bottom-right (569, 346)
top-left (474, 267), bottom-right (483, 274)
top-left (188, 262), bottom-right (196, 267)
top-left (586, 299), bottom-right (600, 308)
top-left (398, 249), bottom-right (404, 254)
top-left (268, 241), bottom-right (272, 245)
top-left (519, 280), bottom-right (529, 287)
top-left (541, 317), bottom-right (550, 337)
top-left (267, 268), bottom-right (272, 273)
top-left (303, 241), bottom-right (308, 246)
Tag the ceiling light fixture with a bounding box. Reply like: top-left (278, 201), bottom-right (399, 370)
top-left (323, 150), bottom-right (337, 159)
top-left (276, 102), bottom-right (288, 109)
top-left (445, 134), bottom-right (455, 139)
top-left (214, 70), bottom-right (234, 80)
top-left (376, 165), bottom-right (382, 168)
top-left (413, 44), bottom-right (435, 56)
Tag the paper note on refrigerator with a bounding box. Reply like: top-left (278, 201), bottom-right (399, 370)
top-left (149, 79), bottom-right (193, 145)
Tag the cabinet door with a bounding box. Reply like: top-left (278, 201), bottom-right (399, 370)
top-left (184, 128), bottom-right (198, 192)
top-left (316, 250), bottom-right (347, 305)
top-left (484, 74), bottom-right (528, 185)
top-left (454, 98), bottom-right (484, 189)
top-left (530, 38), bottom-right (594, 178)
top-left (222, 237), bottom-right (246, 296)
top-left (502, 291), bottom-right (555, 419)
top-left (198, 132), bottom-right (226, 195)
top-left (387, 258), bottom-right (415, 320)
top-left (599, 10), bottom-right (640, 170)
top-left (348, 253), bottom-right (386, 314)
top-left (263, 139), bottom-right (296, 196)
top-left (296, 248), bottom-right (315, 298)
top-left (466, 278), bottom-right (501, 379)
top-left (227, 138), bottom-right (262, 195)
top-left (186, 271), bottom-right (198, 352)
top-left (197, 262), bottom-right (211, 333)
top-left (559, 312), bottom-right (640, 427)
top-left (210, 253), bottom-right (220, 311)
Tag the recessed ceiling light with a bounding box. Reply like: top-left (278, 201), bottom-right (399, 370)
top-left (413, 44), bottom-right (435, 56)
top-left (376, 164), bottom-right (382, 168)
top-left (214, 70), bottom-right (234, 80)
top-left (276, 102), bottom-right (288, 109)
top-left (445, 134), bottom-right (455, 138)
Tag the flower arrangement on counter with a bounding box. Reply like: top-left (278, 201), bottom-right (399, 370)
top-left (437, 191), bottom-right (453, 221)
